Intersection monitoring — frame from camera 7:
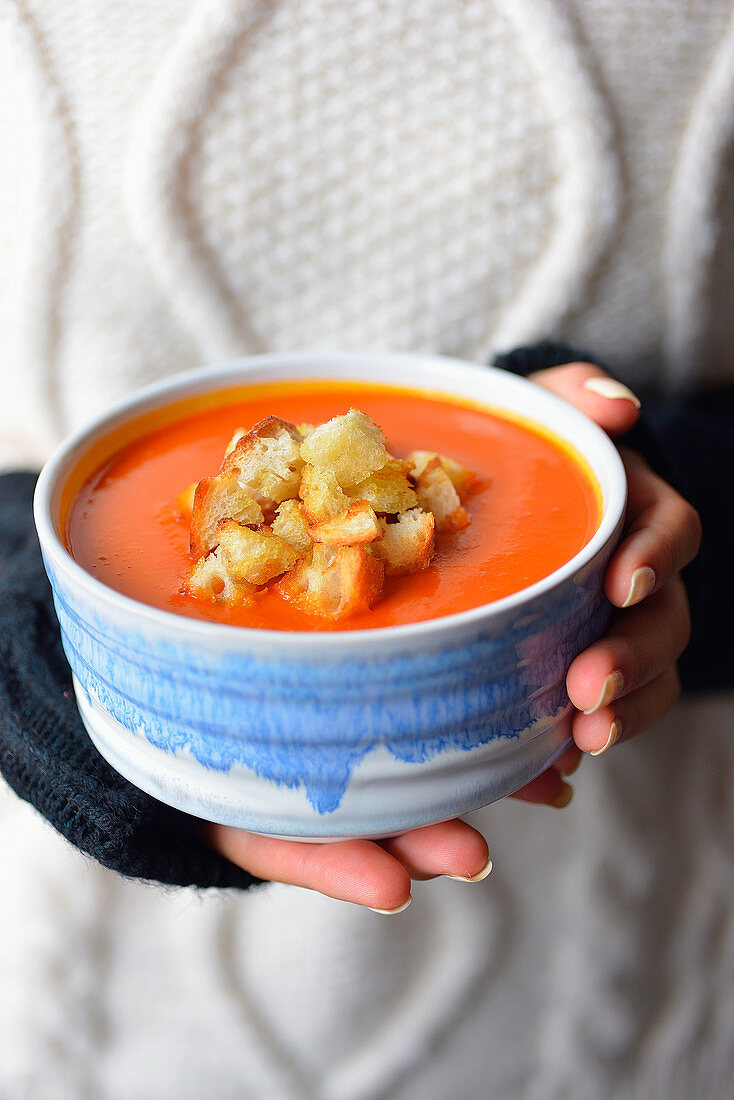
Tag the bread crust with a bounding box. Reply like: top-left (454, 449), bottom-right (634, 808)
top-left (309, 500), bottom-right (383, 546)
top-left (277, 544), bottom-right (385, 619)
top-left (371, 509), bottom-right (435, 575)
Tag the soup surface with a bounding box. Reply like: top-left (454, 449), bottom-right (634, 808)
top-left (65, 380), bottom-right (600, 631)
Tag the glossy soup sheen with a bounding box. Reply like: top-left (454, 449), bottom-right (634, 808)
top-left (66, 381), bottom-right (600, 632)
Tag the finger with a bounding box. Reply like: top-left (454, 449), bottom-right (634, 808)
top-left (572, 665), bottom-right (681, 755)
top-left (529, 362), bottom-right (641, 437)
top-left (604, 450), bottom-right (702, 607)
top-left (553, 743), bottom-right (582, 777)
top-left (567, 576), bottom-right (690, 713)
top-left (207, 825), bottom-right (412, 912)
top-left (380, 819), bottom-right (491, 881)
top-left (509, 767), bottom-right (574, 808)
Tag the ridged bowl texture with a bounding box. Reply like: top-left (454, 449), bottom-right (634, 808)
top-left (35, 353), bottom-right (626, 839)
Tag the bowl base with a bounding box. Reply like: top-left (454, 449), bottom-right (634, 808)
top-left (74, 676), bottom-right (573, 841)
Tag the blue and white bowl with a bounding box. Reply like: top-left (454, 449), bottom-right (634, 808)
top-left (34, 352), bottom-right (626, 839)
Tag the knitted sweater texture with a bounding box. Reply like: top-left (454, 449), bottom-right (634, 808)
top-left (1, 2), bottom-right (733, 1097)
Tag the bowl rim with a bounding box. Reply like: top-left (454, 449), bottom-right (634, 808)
top-left (34, 350), bottom-right (627, 649)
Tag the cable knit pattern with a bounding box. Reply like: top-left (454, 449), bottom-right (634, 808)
top-left (0, 0), bottom-right (76, 469)
top-left (557, 0), bottom-right (734, 383)
top-left (1, 2), bottom-right (734, 1097)
top-left (663, 3), bottom-right (734, 387)
top-left (0, 0), bottom-right (732, 465)
top-left (127, 0), bottom-right (617, 362)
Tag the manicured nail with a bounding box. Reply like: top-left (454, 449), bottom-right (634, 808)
top-left (583, 377), bottom-right (641, 408)
top-left (623, 566), bottom-right (656, 607)
top-left (583, 670), bottom-right (624, 714)
top-left (447, 857), bottom-right (493, 883)
top-left (368, 895), bottom-right (413, 915)
top-left (550, 782), bottom-right (574, 809)
top-left (590, 719), bottom-right (621, 757)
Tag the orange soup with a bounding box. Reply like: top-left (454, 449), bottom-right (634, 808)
top-left (65, 381), bottom-right (600, 632)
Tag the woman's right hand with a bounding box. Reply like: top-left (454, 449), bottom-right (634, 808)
top-left (206, 364), bottom-right (700, 912)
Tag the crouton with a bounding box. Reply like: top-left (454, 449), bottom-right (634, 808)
top-left (190, 470), bottom-right (264, 557)
top-left (182, 552), bottom-right (257, 606)
top-left (277, 544), bottom-right (384, 619)
top-left (183, 403), bottom-right (474, 619)
top-left (346, 459), bottom-right (418, 514)
top-left (407, 450), bottom-right (476, 499)
top-left (214, 518), bottom-right (299, 585)
top-left (332, 545), bottom-right (385, 617)
top-left (271, 499), bottom-right (313, 556)
top-left (298, 463), bottom-right (350, 523)
top-left (299, 408), bottom-right (390, 487)
top-left (176, 482), bottom-right (197, 521)
top-left (309, 500), bottom-right (382, 546)
top-left (371, 509), bottom-right (435, 575)
top-left (224, 427), bottom-right (247, 457)
top-left (415, 458), bottom-right (470, 533)
top-left (223, 416), bottom-right (304, 507)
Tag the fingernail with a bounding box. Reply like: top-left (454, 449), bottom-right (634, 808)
top-left (590, 719), bottom-right (622, 757)
top-left (368, 895), bottom-right (413, 915)
top-left (623, 566), bottom-right (656, 607)
top-left (583, 377), bottom-right (641, 408)
top-left (583, 670), bottom-right (624, 714)
top-left (550, 782), bottom-right (574, 809)
top-left (447, 857), bottom-right (493, 883)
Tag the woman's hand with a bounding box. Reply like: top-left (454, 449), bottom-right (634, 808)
top-left (510, 362), bottom-right (702, 807)
top-left (206, 361), bottom-right (700, 909)
top-left (206, 817), bottom-right (491, 913)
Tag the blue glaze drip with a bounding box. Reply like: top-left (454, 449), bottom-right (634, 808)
top-left (45, 550), bottom-right (611, 815)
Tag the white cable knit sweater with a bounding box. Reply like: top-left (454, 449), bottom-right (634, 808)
top-left (1, 2), bottom-right (733, 1097)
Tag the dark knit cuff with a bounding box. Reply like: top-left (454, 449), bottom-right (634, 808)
top-left (0, 473), bottom-right (262, 890)
top-left (619, 391), bottom-right (734, 693)
top-left (492, 340), bottom-right (598, 377)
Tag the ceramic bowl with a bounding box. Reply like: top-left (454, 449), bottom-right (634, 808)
top-left (34, 352), bottom-right (626, 839)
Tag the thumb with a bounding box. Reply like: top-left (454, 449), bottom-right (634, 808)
top-left (528, 361), bottom-right (641, 438)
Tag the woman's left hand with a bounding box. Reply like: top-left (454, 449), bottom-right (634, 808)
top-left (511, 362), bottom-right (702, 807)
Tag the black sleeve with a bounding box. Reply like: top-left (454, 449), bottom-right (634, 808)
top-left (0, 472), bottom-right (262, 890)
top-left (494, 343), bottom-right (734, 693)
top-left (620, 390), bottom-right (734, 693)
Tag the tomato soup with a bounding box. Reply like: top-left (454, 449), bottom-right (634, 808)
top-left (64, 381), bottom-right (600, 631)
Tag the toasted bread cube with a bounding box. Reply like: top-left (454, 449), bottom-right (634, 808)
top-left (346, 459), bottom-right (418, 514)
top-left (223, 416), bottom-right (304, 507)
top-left (272, 499), bottom-right (313, 555)
top-left (333, 545), bottom-right (385, 618)
top-left (371, 509), bottom-right (435, 575)
top-left (182, 552), bottom-right (256, 606)
top-left (277, 544), bottom-right (384, 620)
top-left (299, 408), bottom-right (390, 487)
top-left (298, 463), bottom-right (350, 523)
top-left (224, 427), bottom-right (247, 457)
top-left (296, 422), bottom-right (316, 439)
top-left (407, 450), bottom-right (477, 499)
top-left (176, 482), bottom-right (197, 521)
top-left (215, 518), bottom-right (299, 585)
top-left (277, 545), bottom-right (337, 615)
top-left (190, 470), bottom-right (264, 557)
top-left (415, 458), bottom-right (470, 533)
top-left (310, 500), bottom-right (382, 546)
